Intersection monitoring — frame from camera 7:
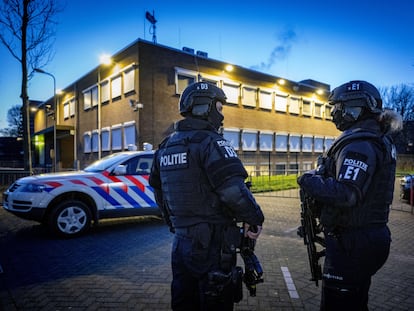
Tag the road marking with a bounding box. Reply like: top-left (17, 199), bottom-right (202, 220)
top-left (281, 266), bottom-right (299, 299)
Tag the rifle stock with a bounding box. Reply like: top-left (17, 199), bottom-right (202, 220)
top-left (297, 188), bottom-right (326, 286)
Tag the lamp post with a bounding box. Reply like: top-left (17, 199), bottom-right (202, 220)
top-left (98, 54), bottom-right (112, 159)
top-left (34, 68), bottom-right (57, 172)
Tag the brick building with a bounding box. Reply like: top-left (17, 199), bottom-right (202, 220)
top-left (32, 39), bottom-right (339, 175)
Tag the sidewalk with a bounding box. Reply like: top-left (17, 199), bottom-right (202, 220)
top-left (0, 193), bottom-right (413, 310)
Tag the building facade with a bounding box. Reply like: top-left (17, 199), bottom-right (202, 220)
top-left (32, 39), bottom-right (339, 175)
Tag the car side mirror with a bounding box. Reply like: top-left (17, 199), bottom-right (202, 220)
top-left (113, 165), bottom-right (127, 176)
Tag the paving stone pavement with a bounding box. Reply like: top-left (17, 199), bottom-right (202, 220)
top-left (0, 190), bottom-right (413, 310)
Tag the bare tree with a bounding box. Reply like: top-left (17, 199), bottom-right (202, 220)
top-left (0, 104), bottom-right (23, 137)
top-left (0, 0), bottom-right (62, 172)
top-left (380, 84), bottom-right (414, 121)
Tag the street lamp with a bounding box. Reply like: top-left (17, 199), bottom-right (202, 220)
top-left (97, 54), bottom-right (112, 159)
top-left (34, 68), bottom-right (57, 172)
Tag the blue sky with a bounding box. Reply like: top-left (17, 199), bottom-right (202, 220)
top-left (1, 0), bottom-right (413, 129)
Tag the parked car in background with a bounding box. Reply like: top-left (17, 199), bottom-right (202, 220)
top-left (400, 174), bottom-right (413, 202)
top-left (2, 150), bottom-right (160, 237)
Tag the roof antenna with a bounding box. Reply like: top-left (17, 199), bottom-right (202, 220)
top-left (145, 10), bottom-right (157, 43)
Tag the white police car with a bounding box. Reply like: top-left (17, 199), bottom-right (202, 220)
top-left (2, 149), bottom-right (160, 237)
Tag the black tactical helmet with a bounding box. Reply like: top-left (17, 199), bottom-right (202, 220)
top-left (329, 80), bottom-right (383, 130)
top-left (329, 80), bottom-right (383, 113)
top-left (179, 82), bottom-right (227, 118)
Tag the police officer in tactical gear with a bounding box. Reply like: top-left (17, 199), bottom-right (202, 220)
top-left (298, 80), bottom-right (402, 310)
top-left (149, 82), bottom-right (264, 311)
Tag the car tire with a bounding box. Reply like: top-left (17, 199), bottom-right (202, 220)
top-left (49, 200), bottom-right (92, 238)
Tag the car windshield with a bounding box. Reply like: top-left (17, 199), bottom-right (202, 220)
top-left (84, 153), bottom-right (133, 172)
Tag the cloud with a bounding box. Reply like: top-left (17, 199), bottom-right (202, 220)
top-left (251, 28), bottom-right (297, 72)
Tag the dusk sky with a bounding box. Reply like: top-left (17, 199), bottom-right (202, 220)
top-left (0, 0), bottom-right (413, 129)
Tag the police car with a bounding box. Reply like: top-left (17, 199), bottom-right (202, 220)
top-left (2, 148), bottom-right (160, 237)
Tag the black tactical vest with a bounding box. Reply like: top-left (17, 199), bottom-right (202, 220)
top-left (323, 129), bottom-right (396, 229)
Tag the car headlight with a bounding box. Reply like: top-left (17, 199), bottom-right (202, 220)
top-left (20, 183), bottom-right (46, 193)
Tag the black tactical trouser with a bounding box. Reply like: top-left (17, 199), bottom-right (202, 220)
top-left (321, 225), bottom-right (391, 310)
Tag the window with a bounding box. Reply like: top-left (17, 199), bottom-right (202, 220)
top-left (111, 124), bottom-right (122, 150)
top-left (123, 121), bottom-right (136, 150)
top-left (223, 128), bottom-right (240, 150)
top-left (63, 102), bottom-right (70, 119)
top-left (101, 80), bottom-right (110, 103)
top-left (259, 132), bottom-right (273, 151)
top-left (289, 163), bottom-right (299, 174)
top-left (92, 130), bottom-right (99, 153)
top-left (124, 68), bottom-right (135, 94)
top-left (275, 163), bottom-right (286, 175)
top-left (314, 103), bottom-right (323, 118)
top-left (259, 90), bottom-right (272, 110)
top-left (69, 98), bottom-right (75, 117)
top-left (314, 136), bottom-right (324, 153)
top-left (275, 133), bottom-right (288, 152)
top-left (101, 127), bottom-right (110, 151)
top-left (324, 104), bottom-right (333, 119)
top-left (302, 162), bottom-right (313, 172)
top-left (222, 82), bottom-right (239, 104)
top-left (241, 130), bottom-right (257, 151)
top-left (289, 97), bottom-right (300, 115)
top-left (275, 94), bottom-right (288, 112)
top-left (177, 74), bottom-right (196, 94)
top-left (302, 100), bottom-right (312, 116)
top-left (83, 131), bottom-right (91, 153)
top-left (325, 137), bottom-right (335, 151)
top-left (289, 134), bottom-right (301, 152)
top-left (91, 86), bottom-right (98, 107)
top-left (242, 86), bottom-right (257, 108)
top-left (83, 90), bottom-right (91, 110)
top-left (302, 135), bottom-right (313, 153)
top-left (111, 76), bottom-right (122, 99)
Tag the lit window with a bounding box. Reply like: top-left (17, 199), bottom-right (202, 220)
top-left (92, 130), bottom-right (99, 153)
top-left (222, 82), bottom-right (239, 105)
top-left (101, 127), bottom-right (110, 151)
top-left (177, 74), bottom-right (196, 94)
top-left (124, 68), bottom-right (135, 94)
top-left (259, 132), bottom-right (273, 151)
top-left (242, 130), bottom-right (257, 151)
top-left (289, 134), bottom-right (301, 152)
top-left (83, 90), bottom-right (91, 110)
top-left (275, 94), bottom-right (288, 112)
top-left (242, 86), bottom-right (257, 108)
top-left (83, 131), bottom-right (91, 153)
top-left (63, 102), bottom-right (70, 119)
top-left (259, 90), bottom-right (272, 110)
top-left (101, 80), bottom-right (110, 103)
top-left (314, 137), bottom-right (324, 153)
top-left (111, 76), bottom-right (122, 99)
top-left (91, 86), bottom-right (98, 107)
top-left (289, 97), bottom-right (300, 115)
top-left (275, 133), bottom-right (288, 152)
top-left (302, 135), bottom-right (313, 152)
top-left (223, 128), bottom-right (240, 150)
top-left (123, 121), bottom-right (136, 150)
top-left (111, 125), bottom-right (122, 150)
top-left (302, 100), bottom-right (312, 116)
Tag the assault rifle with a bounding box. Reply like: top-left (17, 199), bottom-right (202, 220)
top-left (239, 181), bottom-right (264, 296)
top-left (297, 188), bottom-right (326, 286)
top-left (239, 225), bottom-right (264, 296)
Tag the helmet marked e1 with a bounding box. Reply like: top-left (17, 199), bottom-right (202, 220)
top-left (329, 80), bottom-right (383, 130)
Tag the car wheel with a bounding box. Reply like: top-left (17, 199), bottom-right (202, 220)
top-left (49, 200), bottom-right (92, 237)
